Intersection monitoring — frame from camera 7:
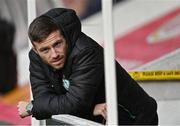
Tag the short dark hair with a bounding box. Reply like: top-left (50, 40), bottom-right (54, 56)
top-left (28, 16), bottom-right (60, 44)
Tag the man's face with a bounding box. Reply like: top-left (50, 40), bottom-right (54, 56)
top-left (33, 30), bottom-right (68, 70)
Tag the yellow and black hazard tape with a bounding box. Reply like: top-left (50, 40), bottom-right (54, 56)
top-left (128, 70), bottom-right (180, 81)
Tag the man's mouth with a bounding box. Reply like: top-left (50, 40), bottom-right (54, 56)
top-left (52, 57), bottom-right (64, 65)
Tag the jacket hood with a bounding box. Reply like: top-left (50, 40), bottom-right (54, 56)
top-left (42, 8), bottom-right (81, 53)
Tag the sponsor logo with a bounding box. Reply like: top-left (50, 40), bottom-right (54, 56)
top-left (147, 14), bottom-right (180, 43)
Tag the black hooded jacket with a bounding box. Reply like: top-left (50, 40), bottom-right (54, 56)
top-left (29, 8), bottom-right (158, 124)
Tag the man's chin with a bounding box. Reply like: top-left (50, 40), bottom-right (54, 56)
top-left (52, 64), bottom-right (64, 70)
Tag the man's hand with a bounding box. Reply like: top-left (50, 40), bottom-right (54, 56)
top-left (93, 103), bottom-right (107, 119)
top-left (17, 101), bottom-right (30, 118)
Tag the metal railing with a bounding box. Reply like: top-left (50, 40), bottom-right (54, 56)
top-left (46, 115), bottom-right (104, 126)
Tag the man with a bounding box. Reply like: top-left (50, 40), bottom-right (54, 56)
top-left (17, 8), bottom-right (158, 125)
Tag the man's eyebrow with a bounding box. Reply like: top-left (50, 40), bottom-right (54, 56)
top-left (53, 39), bottom-right (63, 45)
top-left (56, 39), bottom-right (63, 43)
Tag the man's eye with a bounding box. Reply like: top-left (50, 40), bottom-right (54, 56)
top-left (54, 42), bottom-right (62, 48)
top-left (41, 48), bottom-right (49, 54)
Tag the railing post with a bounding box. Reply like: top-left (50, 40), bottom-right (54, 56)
top-left (102, 0), bottom-right (118, 125)
top-left (27, 0), bottom-right (46, 125)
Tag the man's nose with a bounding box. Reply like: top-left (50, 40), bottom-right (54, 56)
top-left (51, 48), bottom-right (58, 58)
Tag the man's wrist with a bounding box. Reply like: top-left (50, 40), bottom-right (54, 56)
top-left (26, 102), bottom-right (33, 115)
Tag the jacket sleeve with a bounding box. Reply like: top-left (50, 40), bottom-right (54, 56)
top-left (29, 50), bottom-right (56, 119)
top-left (133, 97), bottom-right (158, 124)
top-left (29, 48), bottom-right (104, 119)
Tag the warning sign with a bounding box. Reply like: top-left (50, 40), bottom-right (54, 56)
top-left (115, 8), bottom-right (180, 70)
top-left (129, 70), bottom-right (180, 81)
